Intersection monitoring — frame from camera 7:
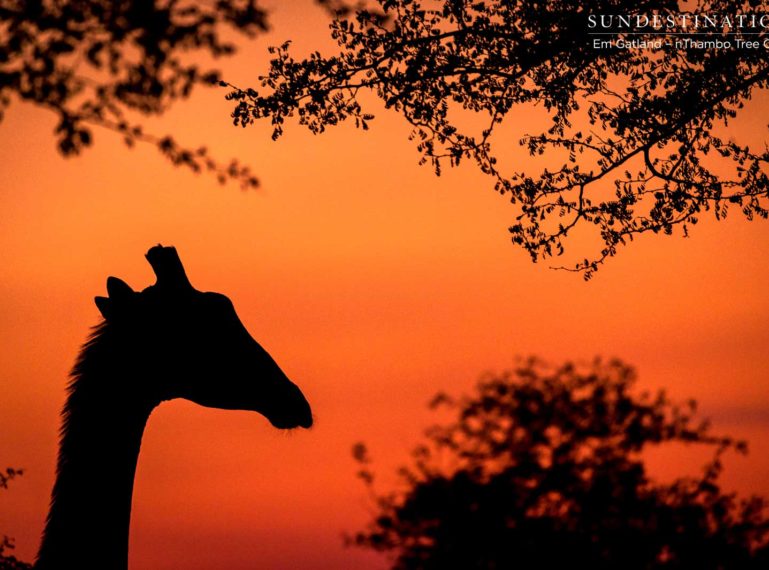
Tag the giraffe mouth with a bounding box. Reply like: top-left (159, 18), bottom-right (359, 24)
top-left (265, 384), bottom-right (313, 429)
top-left (215, 371), bottom-right (313, 430)
top-left (270, 414), bottom-right (313, 430)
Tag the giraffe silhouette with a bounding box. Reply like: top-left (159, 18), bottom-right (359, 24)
top-left (34, 245), bottom-right (312, 570)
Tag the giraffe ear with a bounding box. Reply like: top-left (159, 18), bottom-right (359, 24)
top-left (98, 277), bottom-right (136, 321)
top-left (95, 296), bottom-right (113, 320)
top-left (106, 276), bottom-right (135, 300)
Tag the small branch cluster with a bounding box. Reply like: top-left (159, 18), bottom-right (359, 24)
top-left (0, 467), bottom-right (30, 570)
top-left (0, 467), bottom-right (23, 490)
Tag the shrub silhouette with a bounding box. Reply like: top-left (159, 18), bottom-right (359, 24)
top-left (350, 358), bottom-right (769, 569)
top-left (0, 468), bottom-right (31, 570)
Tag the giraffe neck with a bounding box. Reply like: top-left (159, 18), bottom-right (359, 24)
top-left (35, 326), bottom-right (158, 570)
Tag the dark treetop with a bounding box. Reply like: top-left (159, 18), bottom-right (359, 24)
top-left (349, 358), bottom-right (769, 569)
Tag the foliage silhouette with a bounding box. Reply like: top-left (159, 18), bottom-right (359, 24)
top-left (227, 0), bottom-right (769, 277)
top-left (0, 467), bottom-right (23, 491)
top-left (349, 358), bottom-right (769, 569)
top-left (0, 0), bottom-right (274, 187)
top-left (0, 468), bottom-right (31, 570)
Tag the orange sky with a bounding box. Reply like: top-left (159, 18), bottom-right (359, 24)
top-left (1, 2), bottom-right (769, 568)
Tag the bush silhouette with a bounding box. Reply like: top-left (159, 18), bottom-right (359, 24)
top-left (350, 358), bottom-right (769, 569)
top-left (0, 468), bottom-right (30, 570)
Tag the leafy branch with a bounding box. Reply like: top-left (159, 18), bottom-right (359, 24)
top-left (227, 0), bottom-right (769, 277)
top-left (1, 0), bottom-right (270, 188)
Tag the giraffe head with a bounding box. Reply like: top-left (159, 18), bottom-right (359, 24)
top-left (93, 245), bottom-right (312, 429)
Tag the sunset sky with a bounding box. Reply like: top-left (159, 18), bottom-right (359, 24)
top-left (1, 2), bottom-right (769, 568)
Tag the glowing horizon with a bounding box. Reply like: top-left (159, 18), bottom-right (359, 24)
top-left (1, 3), bottom-right (768, 568)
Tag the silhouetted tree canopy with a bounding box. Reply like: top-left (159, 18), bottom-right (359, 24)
top-left (227, 0), bottom-right (769, 276)
top-left (0, 0), bottom-right (272, 187)
top-left (0, 468), bottom-right (30, 570)
top-left (349, 359), bottom-right (769, 569)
